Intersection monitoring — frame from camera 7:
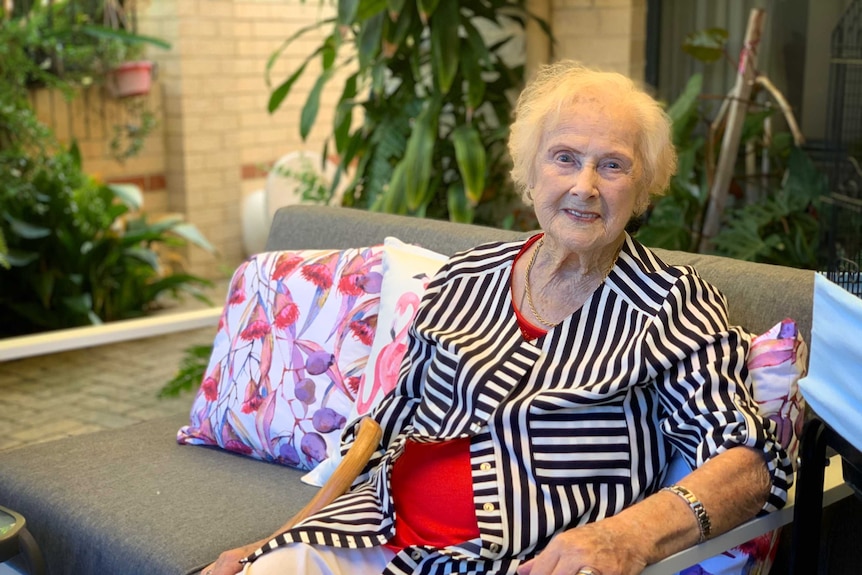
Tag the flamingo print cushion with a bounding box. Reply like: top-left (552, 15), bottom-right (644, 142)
top-left (177, 247), bottom-right (384, 471)
top-left (671, 318), bottom-right (807, 575)
top-left (350, 237), bottom-right (449, 423)
top-left (301, 237), bottom-right (448, 486)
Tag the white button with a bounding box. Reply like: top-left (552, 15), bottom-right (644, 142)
top-left (483, 502), bottom-right (495, 512)
top-left (470, 422), bottom-right (482, 433)
top-left (411, 550), bottom-right (422, 561)
top-left (490, 543), bottom-right (500, 553)
top-left (480, 462), bottom-right (492, 471)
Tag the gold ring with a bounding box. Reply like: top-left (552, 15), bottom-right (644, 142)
top-left (577, 569), bottom-right (600, 575)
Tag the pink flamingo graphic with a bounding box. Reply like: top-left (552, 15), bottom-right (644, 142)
top-left (355, 291), bottom-right (421, 415)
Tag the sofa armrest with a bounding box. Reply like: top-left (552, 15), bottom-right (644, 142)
top-left (642, 454), bottom-right (852, 574)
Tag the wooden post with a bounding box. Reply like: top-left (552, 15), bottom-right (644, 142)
top-left (698, 9), bottom-right (765, 253)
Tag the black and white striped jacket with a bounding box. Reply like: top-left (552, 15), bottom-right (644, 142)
top-left (249, 235), bottom-right (792, 575)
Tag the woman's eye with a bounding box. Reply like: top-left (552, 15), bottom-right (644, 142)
top-left (555, 152), bottom-right (575, 163)
top-left (602, 160), bottom-right (623, 171)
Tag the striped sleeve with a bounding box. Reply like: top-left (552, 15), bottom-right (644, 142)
top-left (647, 269), bottom-right (793, 513)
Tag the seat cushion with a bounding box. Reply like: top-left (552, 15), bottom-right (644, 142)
top-left (0, 414), bottom-right (317, 575)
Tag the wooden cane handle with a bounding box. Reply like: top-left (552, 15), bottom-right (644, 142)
top-left (282, 417), bottom-right (383, 530)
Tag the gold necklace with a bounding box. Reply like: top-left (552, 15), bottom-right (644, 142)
top-left (525, 238), bottom-right (559, 328)
top-left (524, 237), bottom-right (621, 329)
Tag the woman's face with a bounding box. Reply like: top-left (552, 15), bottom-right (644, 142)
top-left (531, 96), bottom-right (644, 258)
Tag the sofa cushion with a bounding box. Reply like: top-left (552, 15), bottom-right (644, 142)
top-left (177, 247), bottom-right (383, 471)
top-left (351, 237), bottom-right (448, 423)
top-left (303, 237), bottom-right (448, 486)
top-left (0, 414), bottom-right (317, 575)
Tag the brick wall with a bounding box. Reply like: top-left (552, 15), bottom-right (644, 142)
top-left (30, 0), bottom-right (646, 280)
top-left (550, 0), bottom-right (648, 82)
top-left (28, 85), bottom-right (169, 212)
top-left (138, 0), bottom-right (342, 277)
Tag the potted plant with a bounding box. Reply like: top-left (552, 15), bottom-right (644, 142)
top-left (266, 0), bottom-right (550, 228)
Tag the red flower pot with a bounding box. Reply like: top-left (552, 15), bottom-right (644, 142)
top-left (108, 61), bottom-right (154, 98)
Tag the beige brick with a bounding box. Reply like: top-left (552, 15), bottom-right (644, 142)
top-left (180, 96), bottom-right (223, 115)
top-left (182, 134), bottom-right (224, 153)
top-left (177, 59), bottom-right (222, 81)
top-left (203, 151), bottom-right (238, 169)
top-left (556, 35), bottom-right (633, 65)
top-left (252, 21), bottom-right (294, 39)
top-left (230, 21), bottom-right (253, 36)
top-left (183, 19), bottom-right (219, 38)
top-left (174, 0), bottom-right (201, 17)
top-left (185, 38), bottom-right (236, 57)
top-left (143, 190), bottom-right (169, 213)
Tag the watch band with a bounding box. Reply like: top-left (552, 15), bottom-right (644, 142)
top-left (662, 484), bottom-right (712, 543)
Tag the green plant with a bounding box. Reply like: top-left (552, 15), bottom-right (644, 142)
top-left (159, 343), bottom-right (213, 398)
top-left (710, 147), bottom-right (825, 267)
top-left (271, 156), bottom-right (334, 204)
top-left (0, 143), bottom-right (216, 337)
top-left (634, 27), bottom-right (826, 269)
top-left (109, 96), bottom-right (158, 163)
top-left (266, 0), bottom-right (549, 226)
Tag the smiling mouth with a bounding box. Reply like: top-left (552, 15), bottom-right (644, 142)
top-left (564, 208), bottom-right (600, 220)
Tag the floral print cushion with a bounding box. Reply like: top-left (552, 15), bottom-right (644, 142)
top-left (674, 318), bottom-right (808, 575)
top-left (301, 237), bottom-right (449, 487)
top-left (177, 247), bottom-right (384, 471)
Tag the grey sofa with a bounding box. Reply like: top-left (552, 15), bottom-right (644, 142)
top-left (0, 205), bottom-right (841, 575)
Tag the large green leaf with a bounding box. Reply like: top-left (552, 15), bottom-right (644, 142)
top-left (682, 28), bottom-right (728, 63)
top-left (453, 125), bottom-right (486, 206)
top-left (268, 52), bottom-right (317, 113)
top-left (80, 24), bottom-right (172, 50)
top-left (334, 74), bottom-right (358, 153)
top-left (169, 222), bottom-right (218, 253)
top-left (387, 0), bottom-right (406, 15)
top-left (265, 19), bottom-right (332, 86)
top-left (338, 0), bottom-right (360, 25)
top-left (384, 3), bottom-right (415, 51)
top-left (418, 0), bottom-right (441, 21)
top-left (356, 0), bottom-right (388, 20)
top-left (301, 68), bottom-right (335, 140)
top-left (357, 12), bottom-right (384, 69)
top-left (376, 160), bottom-right (408, 214)
top-left (403, 101), bottom-right (440, 211)
top-left (430, 0), bottom-right (459, 95)
top-left (108, 183), bottom-right (143, 210)
top-left (6, 215), bottom-right (51, 239)
top-left (447, 181), bottom-right (474, 223)
top-left (460, 37), bottom-right (485, 111)
top-left (666, 73), bottom-right (702, 146)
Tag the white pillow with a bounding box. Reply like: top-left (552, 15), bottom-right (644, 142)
top-left (301, 237), bottom-right (448, 486)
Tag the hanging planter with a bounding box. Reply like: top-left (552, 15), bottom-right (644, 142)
top-left (107, 60), bottom-right (154, 98)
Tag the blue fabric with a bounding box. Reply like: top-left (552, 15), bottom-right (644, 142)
top-left (798, 274), bottom-right (862, 453)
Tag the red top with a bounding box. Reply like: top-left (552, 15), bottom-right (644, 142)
top-left (513, 234), bottom-right (548, 341)
top-left (386, 236), bottom-right (547, 552)
top-left (387, 437), bottom-right (478, 550)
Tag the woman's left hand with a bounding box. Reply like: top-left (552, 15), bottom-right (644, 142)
top-left (516, 521), bottom-right (647, 575)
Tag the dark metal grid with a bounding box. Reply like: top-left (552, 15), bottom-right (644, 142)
top-left (824, 0), bottom-right (862, 297)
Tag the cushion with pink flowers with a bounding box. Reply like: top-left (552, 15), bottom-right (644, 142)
top-left (177, 246), bottom-right (384, 471)
top-left (301, 237), bottom-right (449, 486)
top-left (668, 317), bottom-right (808, 575)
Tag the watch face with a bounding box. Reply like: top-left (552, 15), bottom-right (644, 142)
top-left (0, 509), bottom-right (17, 536)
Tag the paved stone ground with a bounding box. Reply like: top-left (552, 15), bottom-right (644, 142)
top-left (0, 327), bottom-right (216, 452)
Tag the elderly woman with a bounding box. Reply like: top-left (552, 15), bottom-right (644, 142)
top-left (205, 61), bottom-right (792, 575)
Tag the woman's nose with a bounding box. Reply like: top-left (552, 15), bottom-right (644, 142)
top-left (569, 165), bottom-right (599, 197)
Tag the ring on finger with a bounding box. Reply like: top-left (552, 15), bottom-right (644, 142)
top-left (577, 568), bottom-right (601, 575)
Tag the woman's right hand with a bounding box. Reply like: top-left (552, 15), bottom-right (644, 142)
top-left (202, 539), bottom-right (265, 575)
